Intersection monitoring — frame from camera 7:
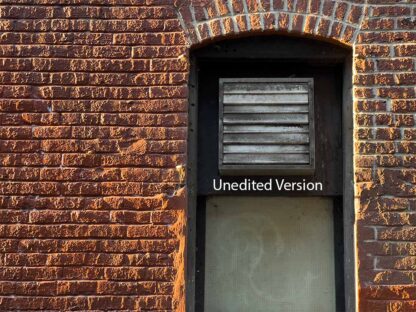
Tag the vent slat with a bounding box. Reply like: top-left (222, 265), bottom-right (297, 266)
top-left (223, 153), bottom-right (310, 164)
top-left (224, 145), bottom-right (309, 154)
top-left (224, 101), bottom-right (308, 105)
top-left (224, 82), bottom-right (308, 93)
top-left (223, 133), bottom-right (309, 144)
top-left (223, 113), bottom-right (309, 124)
top-left (224, 91), bottom-right (309, 95)
top-left (224, 93), bottom-right (309, 104)
top-left (223, 125), bottom-right (309, 133)
top-left (224, 104), bottom-right (309, 113)
top-left (219, 78), bottom-right (314, 173)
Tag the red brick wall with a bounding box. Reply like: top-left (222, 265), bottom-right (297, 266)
top-left (0, 0), bottom-right (415, 311)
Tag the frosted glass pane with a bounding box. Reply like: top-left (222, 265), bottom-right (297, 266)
top-left (204, 196), bottom-right (336, 312)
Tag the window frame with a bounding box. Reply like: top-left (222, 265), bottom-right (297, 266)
top-left (187, 36), bottom-right (355, 312)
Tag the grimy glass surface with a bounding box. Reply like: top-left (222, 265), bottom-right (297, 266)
top-left (204, 196), bottom-right (336, 312)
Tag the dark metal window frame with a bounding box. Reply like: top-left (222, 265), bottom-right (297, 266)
top-left (218, 77), bottom-right (315, 175)
top-left (187, 36), bottom-right (355, 312)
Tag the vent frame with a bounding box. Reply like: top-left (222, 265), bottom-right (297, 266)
top-left (218, 78), bottom-right (315, 175)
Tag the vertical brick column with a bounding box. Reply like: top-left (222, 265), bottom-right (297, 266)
top-left (354, 3), bottom-right (416, 311)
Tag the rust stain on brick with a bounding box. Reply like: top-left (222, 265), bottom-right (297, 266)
top-left (120, 139), bottom-right (148, 155)
top-left (169, 187), bottom-right (187, 312)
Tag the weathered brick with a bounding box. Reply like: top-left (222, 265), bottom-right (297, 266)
top-left (372, 6), bottom-right (411, 17)
top-left (375, 128), bottom-right (401, 140)
top-left (377, 87), bottom-right (416, 99)
top-left (292, 14), bottom-right (304, 33)
top-left (392, 100), bottom-right (416, 113)
top-left (377, 59), bottom-right (414, 71)
top-left (354, 58), bottom-right (375, 73)
top-left (361, 18), bottom-right (395, 30)
top-left (395, 45), bottom-right (416, 57)
top-left (0, 1), bottom-right (414, 311)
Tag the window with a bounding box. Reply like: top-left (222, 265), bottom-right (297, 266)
top-left (188, 36), bottom-right (354, 312)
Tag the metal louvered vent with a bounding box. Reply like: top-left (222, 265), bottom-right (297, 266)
top-left (219, 78), bottom-right (315, 175)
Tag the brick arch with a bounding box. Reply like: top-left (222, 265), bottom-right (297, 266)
top-left (174, 0), bottom-right (366, 47)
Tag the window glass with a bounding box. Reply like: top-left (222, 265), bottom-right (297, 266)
top-left (204, 196), bottom-right (336, 312)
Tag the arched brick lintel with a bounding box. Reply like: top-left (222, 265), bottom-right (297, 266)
top-left (174, 0), bottom-right (366, 48)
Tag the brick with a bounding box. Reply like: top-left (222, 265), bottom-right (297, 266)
top-left (377, 59), bottom-right (414, 71)
top-left (356, 128), bottom-right (373, 140)
top-left (309, 0), bottom-right (320, 14)
top-left (355, 168), bottom-right (373, 182)
top-left (57, 281), bottom-right (98, 295)
top-left (287, 0), bottom-right (295, 11)
top-left (379, 227), bottom-right (416, 242)
top-left (33, 126), bottom-right (71, 138)
top-left (222, 16), bottom-right (237, 33)
top-left (403, 156), bottom-right (416, 168)
top-left (395, 45), bottom-right (416, 57)
top-left (358, 31), bottom-right (416, 44)
top-left (249, 14), bottom-right (262, 31)
top-left (110, 211), bottom-right (151, 224)
top-left (0, 1), bottom-right (414, 310)
top-left (356, 45), bottom-right (390, 57)
top-left (372, 6), bottom-right (411, 17)
top-left (316, 18), bottom-right (330, 37)
top-left (304, 16), bottom-right (318, 34)
top-left (102, 239), bottom-right (176, 253)
top-left (136, 295), bottom-right (172, 309)
top-left (292, 14), bottom-right (304, 32)
top-left (377, 87), bottom-right (416, 99)
top-left (404, 129), bottom-right (416, 140)
top-left (355, 100), bottom-right (386, 112)
top-left (375, 113), bottom-right (393, 126)
top-left (361, 197), bottom-right (410, 212)
top-left (86, 296), bottom-right (135, 310)
top-left (377, 155), bottom-right (402, 168)
top-left (334, 2), bottom-right (348, 20)
top-left (354, 74), bottom-right (375, 86)
top-left (397, 17), bottom-right (416, 30)
top-left (361, 285), bottom-right (416, 300)
top-left (0, 182), bottom-right (60, 195)
top-left (392, 100), bottom-right (416, 113)
top-left (278, 12), bottom-right (289, 30)
top-left (62, 154), bottom-right (101, 167)
top-left (394, 73), bottom-right (416, 85)
top-left (356, 114), bottom-right (374, 126)
top-left (398, 142), bottom-right (416, 154)
top-left (354, 87), bottom-right (374, 98)
top-left (394, 114), bottom-right (414, 126)
top-left (355, 155), bottom-right (376, 168)
top-left (322, 1), bottom-right (335, 16)
top-left (342, 26), bottom-right (355, 43)
top-left (354, 58), bottom-right (375, 73)
top-left (347, 5), bottom-right (363, 24)
top-left (59, 240), bottom-right (99, 252)
top-left (375, 128), bottom-right (401, 140)
top-left (295, 0), bottom-right (308, 14)
top-left (96, 281), bottom-right (157, 295)
top-left (361, 18), bottom-right (395, 30)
